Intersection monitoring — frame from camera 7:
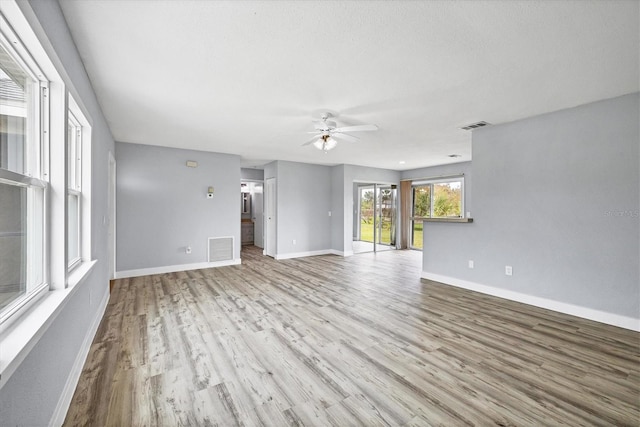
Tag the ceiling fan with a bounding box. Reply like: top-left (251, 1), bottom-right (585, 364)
top-left (302, 112), bottom-right (378, 152)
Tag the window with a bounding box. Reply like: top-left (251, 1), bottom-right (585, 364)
top-left (410, 176), bottom-right (464, 249)
top-left (66, 95), bottom-right (91, 276)
top-left (0, 2), bottom-right (98, 389)
top-left (67, 110), bottom-right (81, 269)
top-left (0, 22), bottom-right (48, 318)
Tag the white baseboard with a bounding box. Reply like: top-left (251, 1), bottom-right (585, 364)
top-left (50, 286), bottom-right (109, 426)
top-left (275, 249), bottom-right (339, 260)
top-left (421, 271), bottom-right (640, 332)
top-left (274, 249), bottom-right (352, 260)
top-left (115, 259), bottom-right (241, 279)
top-left (328, 249), bottom-right (347, 257)
top-left (324, 249), bottom-right (354, 257)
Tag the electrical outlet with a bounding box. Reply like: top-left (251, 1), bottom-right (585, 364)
top-left (292, 239), bottom-right (296, 245)
top-left (328, 211), bottom-right (332, 217)
top-left (186, 246), bottom-right (192, 254)
top-left (505, 265), bottom-right (512, 276)
top-left (468, 260), bottom-right (474, 269)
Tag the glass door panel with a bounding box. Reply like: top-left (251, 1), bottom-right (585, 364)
top-left (375, 185), bottom-right (396, 252)
top-left (353, 183), bottom-right (397, 254)
top-left (354, 185), bottom-right (375, 253)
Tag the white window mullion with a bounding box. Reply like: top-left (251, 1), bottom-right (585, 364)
top-left (48, 81), bottom-right (67, 290)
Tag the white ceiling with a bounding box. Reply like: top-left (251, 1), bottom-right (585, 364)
top-left (58, 0), bottom-right (639, 171)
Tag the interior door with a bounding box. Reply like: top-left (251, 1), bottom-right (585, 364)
top-left (253, 184), bottom-right (264, 248)
top-left (265, 178), bottom-right (276, 257)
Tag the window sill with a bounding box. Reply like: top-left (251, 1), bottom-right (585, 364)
top-left (0, 259), bottom-right (97, 390)
top-left (423, 218), bottom-right (474, 223)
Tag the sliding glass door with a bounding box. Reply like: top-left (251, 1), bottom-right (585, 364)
top-left (354, 183), bottom-right (396, 254)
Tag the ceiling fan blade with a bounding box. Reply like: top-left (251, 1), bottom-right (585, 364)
top-left (301, 136), bottom-right (321, 146)
top-left (333, 124), bottom-right (378, 132)
top-left (313, 120), bottom-right (337, 130)
top-left (331, 132), bottom-right (360, 143)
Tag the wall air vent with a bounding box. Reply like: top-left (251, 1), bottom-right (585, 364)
top-left (460, 121), bottom-right (491, 131)
top-left (208, 237), bottom-right (234, 262)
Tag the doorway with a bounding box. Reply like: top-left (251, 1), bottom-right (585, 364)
top-left (353, 183), bottom-right (397, 254)
top-left (240, 180), bottom-right (264, 248)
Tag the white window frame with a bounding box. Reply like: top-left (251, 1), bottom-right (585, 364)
top-left (66, 94), bottom-right (91, 277)
top-left (412, 176), bottom-right (465, 219)
top-left (0, 10), bottom-right (49, 325)
top-left (410, 175), bottom-right (465, 249)
top-left (67, 109), bottom-right (82, 270)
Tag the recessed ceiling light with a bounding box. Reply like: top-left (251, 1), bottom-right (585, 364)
top-left (448, 154), bottom-right (462, 158)
top-left (399, 161), bottom-right (406, 164)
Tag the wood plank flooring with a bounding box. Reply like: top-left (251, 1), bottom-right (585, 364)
top-left (64, 246), bottom-right (640, 426)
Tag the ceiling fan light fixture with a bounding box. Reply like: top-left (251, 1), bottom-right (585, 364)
top-left (313, 135), bottom-right (338, 152)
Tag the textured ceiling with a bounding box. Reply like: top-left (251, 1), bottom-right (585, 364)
top-left (58, 0), bottom-right (639, 170)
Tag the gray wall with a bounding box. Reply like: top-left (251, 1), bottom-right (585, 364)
top-left (0, 0), bottom-right (115, 424)
top-left (352, 183), bottom-right (360, 239)
top-left (422, 93), bottom-right (639, 319)
top-left (263, 161), bottom-right (277, 180)
top-left (116, 143), bottom-right (241, 271)
top-left (274, 161), bottom-right (332, 255)
top-left (330, 165), bottom-right (345, 252)
top-left (241, 167), bottom-right (264, 181)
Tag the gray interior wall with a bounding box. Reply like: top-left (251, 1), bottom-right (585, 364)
top-left (241, 168), bottom-right (264, 181)
top-left (0, 0), bottom-right (115, 424)
top-left (275, 161), bottom-right (332, 255)
top-left (330, 165), bottom-right (345, 252)
top-left (423, 93), bottom-right (639, 319)
top-left (352, 183), bottom-right (359, 239)
top-left (263, 161), bottom-right (277, 180)
top-left (116, 143), bottom-right (241, 270)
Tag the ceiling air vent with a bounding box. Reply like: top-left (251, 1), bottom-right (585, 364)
top-left (460, 121), bottom-right (490, 131)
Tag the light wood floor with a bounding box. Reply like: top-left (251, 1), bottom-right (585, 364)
top-left (64, 246), bottom-right (640, 426)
